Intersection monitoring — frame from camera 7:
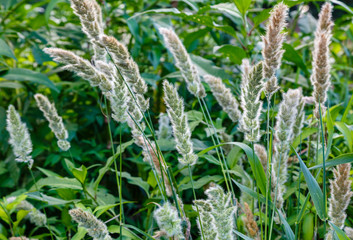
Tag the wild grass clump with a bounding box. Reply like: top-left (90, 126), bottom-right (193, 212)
top-left (1, 0), bottom-right (353, 240)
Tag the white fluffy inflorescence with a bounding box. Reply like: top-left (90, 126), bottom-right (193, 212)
top-left (193, 184), bottom-right (236, 240)
top-left (239, 61), bottom-right (264, 142)
top-left (163, 80), bottom-right (198, 165)
top-left (159, 27), bottom-right (205, 98)
top-left (262, 3), bottom-right (288, 97)
top-left (7, 197), bottom-right (47, 227)
top-left (204, 75), bottom-right (241, 122)
top-left (156, 114), bottom-right (173, 140)
top-left (328, 163), bottom-right (352, 229)
top-left (271, 89), bottom-right (301, 210)
top-left (6, 105), bottom-right (33, 169)
top-left (311, 3), bottom-right (334, 119)
top-left (34, 94), bottom-right (70, 151)
top-left (153, 202), bottom-right (184, 238)
top-left (69, 208), bottom-right (112, 240)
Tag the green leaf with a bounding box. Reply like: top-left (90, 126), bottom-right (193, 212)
top-left (233, 0), bottom-right (252, 16)
top-left (309, 153), bottom-right (353, 170)
top-left (0, 39), bottom-right (17, 61)
top-left (179, 175), bottom-right (223, 191)
top-left (214, 45), bottom-right (246, 64)
top-left (45, 0), bottom-right (65, 22)
top-left (329, 222), bottom-right (350, 240)
top-left (31, 176), bottom-right (82, 191)
top-left (1, 68), bottom-right (59, 92)
top-left (292, 146), bottom-right (326, 220)
top-left (283, 43), bottom-right (308, 74)
top-left (335, 122), bottom-right (353, 152)
top-left (277, 210), bottom-right (295, 240)
top-left (71, 227), bottom-right (87, 240)
top-left (0, 81), bottom-right (24, 89)
top-left (211, 3), bottom-right (242, 19)
top-left (253, 9), bottom-right (271, 28)
top-left (13, 209), bottom-right (30, 229)
top-left (118, 172), bottom-right (150, 196)
top-left (233, 230), bottom-right (253, 240)
top-left (342, 93), bottom-right (353, 123)
top-left (190, 54), bottom-right (230, 79)
top-left (108, 225), bottom-right (142, 240)
top-left (72, 165), bottom-right (87, 185)
top-left (291, 127), bottom-right (317, 152)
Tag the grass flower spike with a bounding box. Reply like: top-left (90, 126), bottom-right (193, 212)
top-left (156, 114), bottom-right (173, 140)
top-left (193, 200), bottom-right (217, 240)
top-left (243, 202), bottom-right (259, 239)
top-left (328, 163), bottom-right (352, 229)
top-left (163, 80), bottom-right (198, 165)
top-left (6, 105), bottom-right (33, 169)
top-left (271, 89), bottom-right (301, 209)
top-left (204, 75), bottom-right (241, 122)
top-left (34, 94), bottom-right (70, 151)
top-left (311, 3), bottom-right (333, 118)
top-left (240, 61), bottom-right (264, 142)
top-left (159, 27), bottom-right (206, 98)
top-left (69, 208), bottom-right (112, 240)
top-left (153, 202), bottom-right (184, 238)
top-left (254, 144), bottom-right (268, 172)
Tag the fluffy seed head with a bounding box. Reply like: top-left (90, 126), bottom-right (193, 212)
top-left (328, 163), bottom-right (352, 229)
top-left (254, 144), bottom-right (268, 172)
top-left (69, 208), bottom-right (112, 240)
top-left (6, 105), bottom-right (33, 169)
top-left (262, 3), bottom-right (289, 79)
top-left (159, 27), bottom-right (205, 98)
top-left (243, 202), bottom-right (259, 238)
top-left (163, 80), bottom-right (198, 165)
top-left (204, 75), bottom-right (241, 122)
top-left (153, 202), bottom-right (183, 238)
top-left (156, 114), bottom-right (173, 140)
top-left (34, 94), bottom-right (70, 151)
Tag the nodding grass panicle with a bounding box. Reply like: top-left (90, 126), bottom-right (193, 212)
top-left (153, 202), bottom-right (184, 239)
top-left (6, 105), bottom-right (33, 169)
top-left (163, 80), bottom-right (198, 165)
top-left (204, 75), bottom-right (241, 122)
top-left (271, 89), bottom-right (301, 210)
top-left (159, 27), bottom-right (206, 98)
top-left (34, 94), bottom-right (70, 151)
top-left (262, 3), bottom-right (288, 79)
top-left (239, 61), bottom-right (265, 142)
top-left (101, 35), bottom-right (149, 112)
top-left (7, 197), bottom-right (46, 227)
top-left (311, 3), bottom-right (333, 119)
top-left (328, 163), bottom-right (352, 229)
top-left (69, 208), bottom-right (112, 240)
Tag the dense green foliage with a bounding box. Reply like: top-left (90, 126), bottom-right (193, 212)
top-left (1, 0), bottom-right (353, 239)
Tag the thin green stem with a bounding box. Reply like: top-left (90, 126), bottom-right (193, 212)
top-left (319, 103), bottom-right (327, 233)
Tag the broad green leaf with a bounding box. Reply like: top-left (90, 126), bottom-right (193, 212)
top-left (211, 3), bottom-right (242, 19)
top-left (71, 227), bottom-right (87, 240)
top-left (0, 39), bottom-right (17, 61)
top-left (72, 165), bottom-right (87, 184)
top-left (214, 45), bottom-right (246, 64)
top-left (13, 209), bottom-right (30, 229)
top-left (233, 230), bottom-right (253, 240)
top-left (342, 93), bottom-right (353, 123)
top-left (190, 54), bottom-right (230, 79)
top-left (329, 222), bottom-right (350, 240)
top-left (118, 172), bottom-right (150, 196)
top-left (309, 153), bottom-right (353, 170)
top-left (31, 176), bottom-right (82, 191)
top-left (292, 146), bottom-right (326, 220)
top-left (283, 43), bottom-right (308, 74)
top-left (202, 154), bottom-right (220, 166)
top-left (233, 0), bottom-right (252, 16)
top-left (45, 0), bottom-right (65, 22)
top-left (179, 175), bottom-right (223, 191)
top-left (253, 9), bottom-right (271, 28)
top-left (108, 225), bottom-right (142, 240)
top-left (331, 0), bottom-right (353, 14)
top-left (0, 81), bottom-right (24, 89)
top-left (291, 127), bottom-right (317, 152)
top-left (335, 122), bottom-right (353, 152)
top-left (26, 192), bottom-right (78, 205)
top-left (1, 68), bottom-right (59, 92)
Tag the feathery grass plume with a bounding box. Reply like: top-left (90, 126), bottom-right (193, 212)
top-left (70, 0), bottom-right (103, 40)
top-left (6, 105), bottom-right (33, 169)
top-left (291, 89), bottom-right (306, 141)
top-left (43, 48), bottom-right (113, 94)
top-left (271, 89), bottom-right (301, 210)
top-left (328, 163), bottom-right (353, 229)
top-left (345, 227), bottom-right (353, 239)
top-left (34, 94), bottom-right (70, 151)
top-left (262, 3), bottom-right (288, 79)
top-left (254, 144), bottom-right (268, 172)
top-left (193, 200), bottom-right (217, 240)
top-left (265, 76), bottom-right (280, 98)
top-left (310, 3), bottom-right (333, 119)
top-left (204, 75), bottom-right (241, 122)
top-left (159, 27), bottom-right (206, 98)
top-left (135, 135), bottom-right (172, 196)
top-left (243, 202), bottom-right (259, 239)
top-left (163, 80), bottom-right (198, 165)
top-left (101, 35), bottom-right (149, 112)
top-left (239, 61), bottom-right (264, 142)
top-left (156, 114), bottom-right (173, 140)
top-left (69, 208), bottom-right (112, 240)
top-left (204, 184), bottom-right (237, 240)
top-left (153, 202), bottom-right (184, 239)
top-left (7, 197), bottom-right (46, 227)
